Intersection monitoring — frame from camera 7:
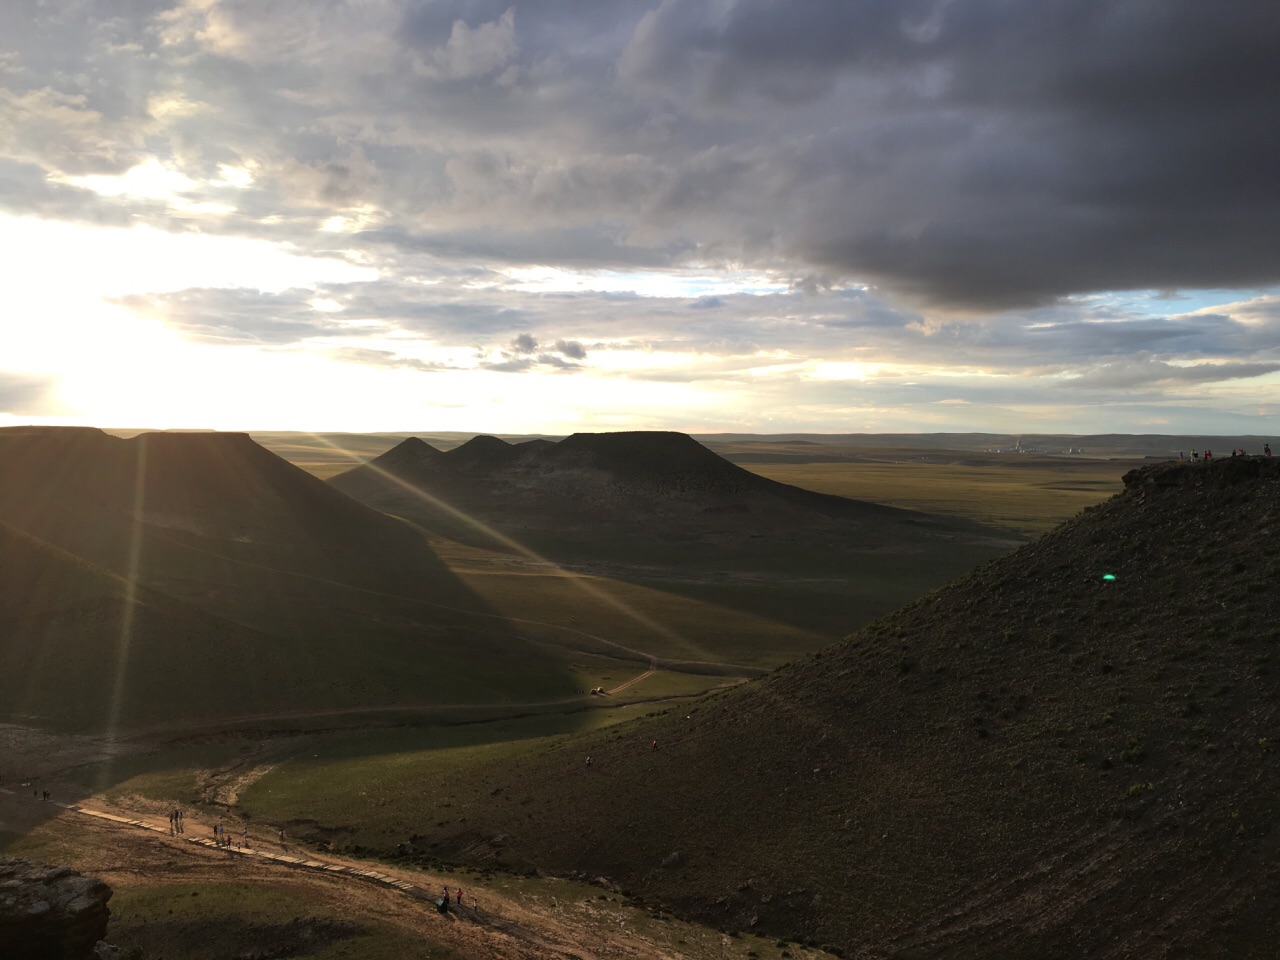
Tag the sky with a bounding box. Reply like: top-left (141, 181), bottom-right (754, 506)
top-left (2, 0), bottom-right (1279, 435)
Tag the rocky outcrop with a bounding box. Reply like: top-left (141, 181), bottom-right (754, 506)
top-left (0, 858), bottom-right (112, 960)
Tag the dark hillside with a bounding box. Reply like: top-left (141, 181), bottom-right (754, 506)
top-left (0, 522), bottom-right (315, 731)
top-left (0, 427), bottom-right (461, 597)
top-left (369, 457), bottom-right (1280, 958)
top-left (0, 429), bottom-right (574, 728)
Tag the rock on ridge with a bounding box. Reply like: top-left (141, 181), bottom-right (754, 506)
top-left (0, 857), bottom-right (112, 960)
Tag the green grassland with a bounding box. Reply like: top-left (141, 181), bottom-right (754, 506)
top-left (730, 450), bottom-right (1132, 536)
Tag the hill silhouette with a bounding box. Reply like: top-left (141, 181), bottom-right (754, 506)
top-left (0, 428), bottom-right (573, 730)
top-left (370, 457), bottom-right (1280, 957)
top-left (0, 427), bottom-right (442, 593)
top-left (330, 431), bottom-right (984, 546)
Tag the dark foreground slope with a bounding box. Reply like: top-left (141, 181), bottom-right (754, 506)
top-left (331, 431), bottom-right (996, 548)
top-left (380, 457), bottom-right (1280, 958)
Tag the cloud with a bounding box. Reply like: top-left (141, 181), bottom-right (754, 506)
top-left (115, 288), bottom-right (373, 345)
top-left (0, 372), bottom-right (55, 414)
top-left (0, 85), bottom-right (142, 175)
top-left (510, 332), bottom-right (538, 354)
top-left (4, 2), bottom-right (1278, 311)
top-left (413, 8), bottom-right (518, 80)
top-left (328, 347), bottom-right (452, 372)
top-left (479, 330), bottom-right (587, 372)
top-left (1058, 359), bottom-right (1280, 391)
top-left (554, 339), bottom-right (586, 360)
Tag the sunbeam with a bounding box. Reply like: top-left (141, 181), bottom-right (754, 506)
top-left (305, 433), bottom-right (718, 666)
top-left (104, 434), bottom-right (147, 759)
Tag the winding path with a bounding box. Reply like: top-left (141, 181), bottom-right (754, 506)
top-left (0, 785), bottom-right (570, 956)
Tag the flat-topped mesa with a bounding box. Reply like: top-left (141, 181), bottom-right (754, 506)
top-left (327, 428), bottom-right (948, 537)
top-left (0, 425), bottom-right (109, 439)
top-left (553, 430), bottom-right (757, 492)
top-left (1123, 453), bottom-right (1280, 489)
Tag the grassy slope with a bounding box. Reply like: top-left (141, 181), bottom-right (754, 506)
top-left (246, 457), bottom-right (1280, 958)
top-left (0, 430), bottom-right (579, 730)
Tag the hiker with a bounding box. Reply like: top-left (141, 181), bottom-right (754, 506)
top-left (652, 739), bottom-right (658, 750)
top-left (278, 827), bottom-right (286, 843)
top-left (1204, 449), bottom-right (1213, 462)
top-left (586, 756), bottom-right (592, 767)
top-left (455, 887), bottom-right (464, 905)
top-left (1266, 443), bottom-right (1273, 457)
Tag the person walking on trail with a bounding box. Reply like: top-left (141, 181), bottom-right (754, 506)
top-left (455, 887), bottom-right (464, 906)
top-left (1266, 443), bottom-right (1272, 457)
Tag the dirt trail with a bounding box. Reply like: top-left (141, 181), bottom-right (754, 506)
top-left (0, 785), bottom-right (671, 960)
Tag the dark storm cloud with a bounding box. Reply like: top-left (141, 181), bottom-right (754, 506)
top-left (6, 0), bottom-right (1280, 369)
